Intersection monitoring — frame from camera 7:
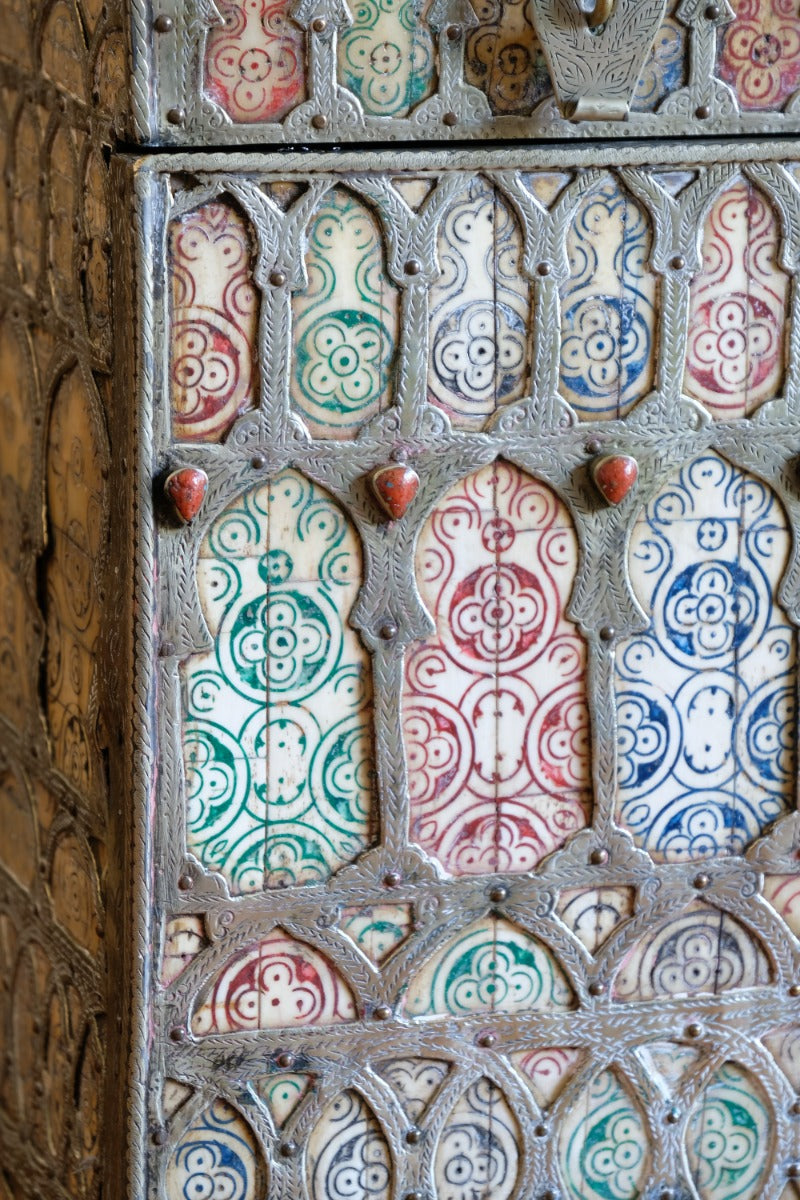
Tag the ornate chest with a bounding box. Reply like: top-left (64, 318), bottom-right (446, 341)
top-left (4, 5), bottom-right (800, 1200)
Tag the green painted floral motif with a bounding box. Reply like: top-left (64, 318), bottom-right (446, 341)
top-left (559, 1071), bottom-right (648, 1200)
top-left (182, 469), bottom-right (375, 891)
top-left (292, 189), bottom-right (398, 440)
top-left (404, 917), bottom-right (575, 1017)
top-left (686, 1062), bottom-right (770, 1200)
top-left (338, 0), bottom-right (435, 117)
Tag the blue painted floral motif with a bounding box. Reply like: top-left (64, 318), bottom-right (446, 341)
top-left (631, 12), bottom-right (685, 112)
top-left (166, 1100), bottom-right (263, 1200)
top-left (559, 179), bottom-right (657, 421)
top-left (616, 454), bottom-right (797, 861)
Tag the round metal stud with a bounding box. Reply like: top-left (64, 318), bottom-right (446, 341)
top-left (269, 269), bottom-right (287, 286)
top-left (599, 625), bottom-right (616, 642)
top-left (383, 871), bottom-right (402, 888)
top-left (536, 261), bottom-right (551, 276)
top-left (405, 1126), bottom-right (422, 1145)
top-left (169, 1026), bottom-right (186, 1042)
top-left (442, 111), bottom-right (458, 126)
top-left (693, 873), bottom-right (710, 889)
top-left (177, 873), bottom-right (194, 891)
top-left (489, 885), bottom-right (508, 903)
top-left (659, 1190), bottom-right (676, 1200)
top-left (159, 640), bottom-right (176, 658)
top-left (374, 1005), bottom-right (392, 1021)
top-left (792, 1098), bottom-right (800, 1115)
top-left (476, 1030), bottom-right (497, 1048)
top-left (788, 1162), bottom-right (800, 1179)
top-left (704, 3), bottom-right (720, 16)
top-left (665, 1106), bottom-right (680, 1125)
top-left (685, 1022), bottom-right (703, 1039)
top-left (534, 1123), bottom-right (547, 1138)
top-left (405, 1192), bottom-right (424, 1200)
top-left (311, 16), bottom-right (328, 31)
top-left (790, 983), bottom-right (800, 997)
top-left (588, 981), bottom-right (605, 997)
top-left (541, 1191), bottom-right (557, 1200)
top-left (166, 107), bottom-right (185, 125)
top-left (279, 1140), bottom-right (298, 1158)
top-left (251, 453), bottom-right (267, 470)
top-left (589, 848), bottom-right (609, 866)
top-left (445, 22), bottom-right (461, 38)
top-left (380, 623), bottom-right (398, 640)
top-left (311, 113), bottom-right (327, 129)
top-left (404, 259), bottom-right (421, 276)
top-left (153, 14), bottom-right (174, 31)
top-left (696, 104), bottom-right (711, 119)
top-left (152, 1126), bottom-right (169, 1146)
top-left (670, 254), bottom-right (686, 270)
top-left (276, 1051), bottom-right (296, 1069)
top-left (585, 437), bottom-right (604, 455)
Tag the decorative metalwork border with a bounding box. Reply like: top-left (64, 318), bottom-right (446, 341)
top-left (125, 139), bottom-right (800, 1200)
top-left (129, 0), bottom-right (800, 145)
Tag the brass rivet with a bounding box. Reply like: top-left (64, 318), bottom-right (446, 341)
top-left (696, 104), bottom-right (711, 119)
top-left (693, 873), bottom-right (710, 889)
top-left (405, 1126), bottom-right (422, 1144)
top-left (665, 1106), bottom-right (680, 1124)
top-left (251, 453), bottom-right (267, 469)
top-left (477, 1030), bottom-right (497, 1048)
top-left (177, 873), bottom-right (194, 891)
top-left (380, 623), bottom-right (398, 640)
top-left (686, 1022), bottom-right (703, 1038)
top-left (311, 113), bottom-right (327, 129)
top-left (405, 1192), bottom-right (423, 1200)
top-left (383, 871), bottom-right (402, 888)
top-left (159, 640), bottom-right (176, 658)
top-left (704, 3), bottom-right (720, 16)
top-left (269, 269), bottom-right (287, 286)
top-left (790, 983), bottom-right (800, 997)
top-left (599, 625), bottom-right (616, 642)
top-left (442, 111), bottom-right (458, 126)
top-left (659, 1190), bottom-right (676, 1200)
top-left (374, 1005), bottom-right (392, 1021)
top-left (588, 981), bottom-right (605, 997)
top-left (276, 1051), bottom-right (296, 1069)
top-left (585, 437), bottom-right (603, 455)
top-left (537, 261), bottom-right (551, 276)
top-left (153, 14), bottom-right (174, 31)
top-left (166, 107), bottom-right (185, 125)
top-left (788, 1162), bottom-right (800, 1180)
top-left (534, 1123), bottom-right (547, 1137)
top-left (590, 848), bottom-right (609, 866)
top-left (169, 1026), bottom-right (186, 1042)
top-left (311, 16), bottom-right (327, 31)
top-left (489, 885), bottom-right (508, 903)
top-left (445, 22), bottom-right (461, 38)
top-left (792, 1098), bottom-right (800, 1115)
top-left (670, 254), bottom-right (686, 270)
top-left (152, 1126), bottom-right (169, 1145)
top-left (541, 1191), bottom-right (557, 1200)
top-left (279, 1140), bottom-right (298, 1158)
top-left (404, 259), bottom-right (421, 276)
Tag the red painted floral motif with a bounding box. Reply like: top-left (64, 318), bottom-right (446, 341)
top-left (684, 181), bottom-right (787, 420)
top-left (169, 201), bottom-right (259, 442)
top-left (205, 0), bottom-right (306, 123)
top-left (192, 931), bottom-right (356, 1034)
top-left (719, 0), bottom-right (800, 111)
top-left (403, 462), bottom-right (591, 877)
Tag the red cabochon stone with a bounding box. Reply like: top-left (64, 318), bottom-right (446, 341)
top-left (591, 454), bottom-right (638, 506)
top-left (370, 464), bottom-right (420, 521)
top-left (165, 467), bottom-right (209, 522)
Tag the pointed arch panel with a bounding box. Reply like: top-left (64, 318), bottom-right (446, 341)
top-left (182, 468), bottom-right (375, 891)
top-left (166, 1099), bottom-right (266, 1200)
top-left (204, 0), bottom-right (306, 123)
top-left (308, 1091), bottom-right (392, 1200)
top-left (403, 460), bottom-right (590, 876)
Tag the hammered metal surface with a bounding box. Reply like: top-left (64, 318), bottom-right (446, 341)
top-left (127, 141), bottom-right (800, 1200)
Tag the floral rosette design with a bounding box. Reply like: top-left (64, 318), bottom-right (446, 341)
top-left (403, 462), bottom-right (591, 877)
top-left (166, 1101), bottom-right (263, 1200)
top-left (338, 0), bottom-right (435, 117)
top-left (616, 453), bottom-right (796, 861)
top-left (204, 0), bottom-right (306, 123)
top-left (719, 0), bottom-right (800, 110)
top-left (559, 1072), bottom-right (648, 1200)
top-left (292, 189), bottom-right (398, 438)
